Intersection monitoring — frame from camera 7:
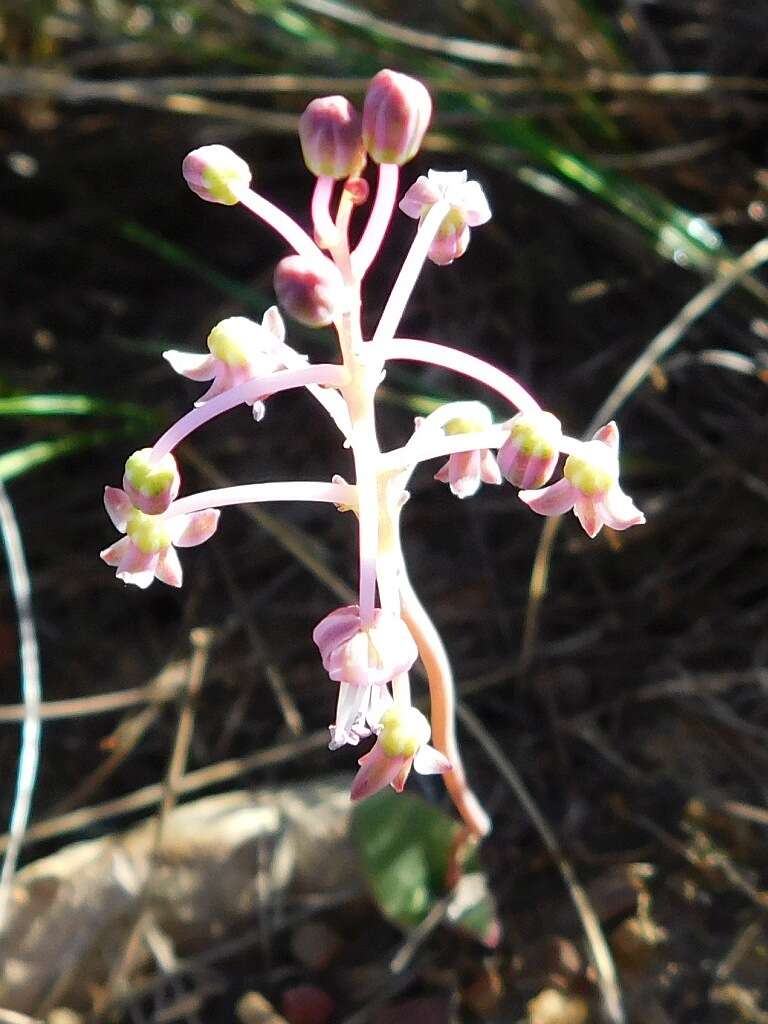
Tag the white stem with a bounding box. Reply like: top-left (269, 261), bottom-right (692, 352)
top-left (166, 480), bottom-right (355, 518)
top-left (372, 200), bottom-right (450, 345)
top-left (385, 338), bottom-right (542, 417)
top-left (380, 427), bottom-right (510, 472)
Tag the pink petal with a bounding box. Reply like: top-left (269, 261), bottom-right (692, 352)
top-left (116, 543), bottom-right (159, 589)
top-left (100, 536), bottom-right (131, 567)
top-left (573, 494), bottom-right (603, 538)
top-left (313, 605), bottom-right (362, 670)
top-left (447, 451), bottom-right (481, 499)
top-left (174, 508), bottom-right (220, 547)
top-left (479, 449), bottom-right (502, 486)
top-left (155, 546), bottom-right (183, 587)
top-left (398, 175), bottom-right (440, 219)
top-left (194, 370), bottom-right (233, 405)
top-left (459, 180), bottom-right (492, 226)
top-left (350, 743), bottom-right (408, 801)
top-left (597, 486), bottom-right (646, 532)
top-left (593, 421), bottom-right (619, 450)
top-left (262, 305), bottom-right (285, 343)
top-left (163, 350), bottom-right (217, 381)
top-left (104, 486), bottom-right (133, 532)
top-left (413, 744), bottom-right (452, 775)
top-left (519, 477), bottom-right (576, 517)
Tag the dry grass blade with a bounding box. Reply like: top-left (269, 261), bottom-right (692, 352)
top-left (457, 701), bottom-right (625, 1024)
top-left (0, 481), bottom-right (41, 931)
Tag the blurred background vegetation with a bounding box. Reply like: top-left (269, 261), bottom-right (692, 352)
top-left (3, 1), bottom-right (768, 1021)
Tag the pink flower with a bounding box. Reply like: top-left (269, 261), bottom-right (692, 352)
top-left (519, 422), bottom-right (645, 538)
top-left (122, 448), bottom-right (180, 515)
top-left (313, 605), bottom-right (418, 686)
top-left (182, 145), bottom-right (251, 205)
top-left (313, 605), bottom-right (419, 751)
top-left (432, 403), bottom-right (502, 498)
top-left (362, 69), bottom-right (432, 166)
top-left (163, 307), bottom-right (288, 420)
top-left (497, 411), bottom-right (562, 489)
top-left (350, 706), bottom-right (451, 801)
top-left (299, 95), bottom-right (365, 179)
top-left (100, 486), bottom-right (219, 589)
top-left (399, 170), bottom-right (491, 266)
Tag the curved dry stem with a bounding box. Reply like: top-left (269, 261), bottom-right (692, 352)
top-left (398, 565), bottom-right (491, 838)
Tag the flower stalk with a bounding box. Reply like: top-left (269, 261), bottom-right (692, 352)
top-left (102, 69), bottom-right (645, 838)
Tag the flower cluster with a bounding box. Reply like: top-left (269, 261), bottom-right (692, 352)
top-left (101, 69), bottom-right (645, 835)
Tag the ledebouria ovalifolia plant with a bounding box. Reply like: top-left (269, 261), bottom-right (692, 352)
top-left (101, 69), bottom-right (645, 838)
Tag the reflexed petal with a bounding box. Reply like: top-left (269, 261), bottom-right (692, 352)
top-left (115, 543), bottom-right (158, 588)
top-left (519, 477), bottom-right (577, 517)
top-left (573, 494), bottom-right (602, 538)
top-left (104, 486), bottom-right (133, 532)
top-left (174, 508), bottom-right (220, 547)
top-left (413, 743), bottom-right (452, 775)
top-left (163, 350), bottom-right (218, 381)
top-left (459, 180), bottom-right (492, 226)
top-left (593, 421), bottom-right (619, 450)
top-left (100, 536), bottom-right (131, 566)
top-left (262, 305), bottom-right (285, 343)
top-left (350, 743), bottom-right (408, 801)
top-left (313, 605), bottom-right (362, 670)
top-left (399, 175), bottom-right (440, 219)
top-left (598, 486), bottom-right (646, 532)
top-left (155, 546), bottom-right (183, 587)
top-left (194, 371), bottom-right (233, 405)
top-left (116, 568), bottom-right (156, 589)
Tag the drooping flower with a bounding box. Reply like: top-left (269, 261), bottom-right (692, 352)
top-left (497, 410), bottom-right (562, 490)
top-left (313, 605), bottom-right (419, 750)
top-left (350, 706), bottom-right (451, 801)
top-left (100, 486), bottom-right (219, 589)
top-left (399, 169), bottom-right (491, 265)
top-left (163, 308), bottom-right (288, 419)
top-left (313, 605), bottom-right (418, 686)
top-left (433, 403), bottom-right (502, 499)
top-left (122, 448), bottom-right (180, 515)
top-left (519, 422), bottom-right (645, 538)
top-left (362, 69), bottom-right (432, 166)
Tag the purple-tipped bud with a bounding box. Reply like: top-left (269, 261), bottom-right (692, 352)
top-left (122, 449), bottom-right (180, 515)
top-left (362, 69), bottom-right (431, 166)
top-left (497, 411), bottom-right (562, 489)
top-left (273, 255), bottom-right (345, 327)
top-left (182, 145), bottom-right (251, 205)
top-left (299, 96), bottom-right (365, 179)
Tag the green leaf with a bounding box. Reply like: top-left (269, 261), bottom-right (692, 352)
top-left (351, 788), bottom-right (499, 945)
top-left (0, 394), bottom-right (156, 424)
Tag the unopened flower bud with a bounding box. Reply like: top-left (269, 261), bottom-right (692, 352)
top-left (182, 145), bottom-right (251, 205)
top-left (497, 411), bottom-right (562, 489)
top-left (274, 255), bottom-right (344, 327)
top-left (362, 69), bottom-right (431, 166)
top-left (123, 449), bottom-right (180, 515)
top-left (299, 96), bottom-right (365, 179)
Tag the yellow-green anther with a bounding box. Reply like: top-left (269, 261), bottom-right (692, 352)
top-left (564, 441), bottom-right (617, 495)
top-left (379, 706), bottom-right (431, 758)
top-left (207, 318), bottom-right (260, 366)
top-left (125, 449), bottom-right (176, 496)
top-left (126, 509), bottom-right (173, 554)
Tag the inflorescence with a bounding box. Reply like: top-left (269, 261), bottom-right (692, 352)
top-left (101, 69), bottom-right (645, 837)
